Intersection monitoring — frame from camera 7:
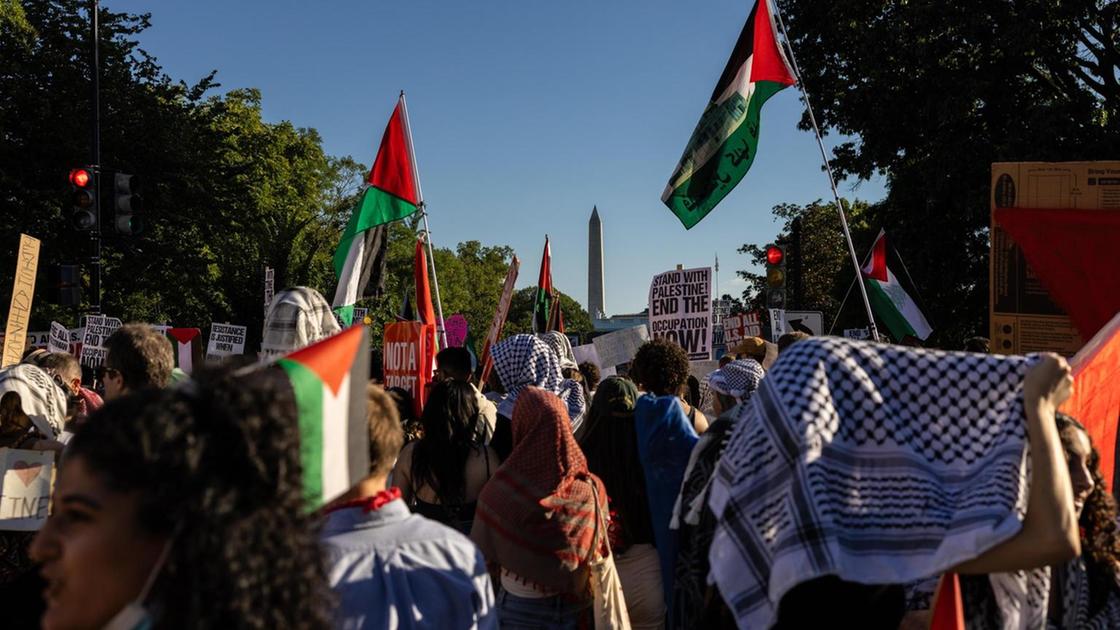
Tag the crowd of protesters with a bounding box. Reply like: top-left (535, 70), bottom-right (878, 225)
top-left (0, 287), bottom-right (1115, 629)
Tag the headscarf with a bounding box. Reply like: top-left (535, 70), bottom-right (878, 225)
top-left (708, 336), bottom-right (1041, 630)
top-left (713, 358), bottom-right (765, 402)
top-left (577, 377), bottom-right (654, 550)
top-left (0, 364), bottom-right (67, 438)
top-left (261, 287), bottom-right (341, 358)
top-left (491, 334), bottom-right (584, 423)
top-left (538, 331), bottom-right (578, 371)
top-left (634, 393), bottom-right (699, 609)
top-left (471, 387), bottom-right (607, 593)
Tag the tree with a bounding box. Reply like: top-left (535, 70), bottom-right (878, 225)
top-left (773, 0), bottom-right (1120, 346)
top-left (504, 287), bottom-right (593, 338)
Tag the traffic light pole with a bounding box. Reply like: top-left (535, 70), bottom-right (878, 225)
top-left (88, 0), bottom-right (101, 315)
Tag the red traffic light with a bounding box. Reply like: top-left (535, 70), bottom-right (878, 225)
top-left (766, 245), bottom-right (784, 265)
top-left (69, 168), bottom-right (92, 188)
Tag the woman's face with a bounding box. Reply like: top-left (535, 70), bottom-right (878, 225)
top-left (30, 456), bottom-right (168, 630)
top-left (1063, 427), bottom-right (1095, 517)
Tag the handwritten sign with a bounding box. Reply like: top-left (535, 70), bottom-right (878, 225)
top-left (263, 266), bottom-right (275, 318)
top-left (2, 234), bottom-right (41, 367)
top-left (592, 324), bottom-right (650, 368)
top-left (479, 256), bottom-right (520, 385)
top-left (207, 323), bottom-right (247, 359)
top-left (0, 448), bottom-right (54, 531)
top-left (648, 266), bottom-right (712, 360)
top-left (48, 322), bottom-right (70, 354)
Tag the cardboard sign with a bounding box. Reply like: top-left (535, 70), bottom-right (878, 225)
top-left (571, 343), bottom-right (602, 369)
top-left (445, 314), bottom-right (469, 348)
top-left (263, 266), bottom-right (275, 318)
top-left (48, 322), bottom-right (70, 354)
top-left (207, 323), bottom-right (247, 358)
top-left (0, 448), bottom-right (54, 531)
top-left (989, 161), bottom-right (1120, 355)
top-left (648, 266), bottom-right (712, 360)
top-left (592, 324), bottom-right (650, 368)
top-left (80, 315), bottom-right (123, 367)
top-left (2, 234), bottom-right (41, 367)
top-left (479, 256), bottom-right (520, 385)
top-left (383, 321), bottom-right (436, 418)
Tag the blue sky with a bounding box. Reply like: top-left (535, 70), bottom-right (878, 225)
top-left (113, 0), bottom-right (886, 315)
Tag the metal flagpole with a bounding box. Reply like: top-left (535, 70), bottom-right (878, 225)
top-left (399, 91), bottom-right (447, 349)
top-left (772, 4), bottom-right (880, 342)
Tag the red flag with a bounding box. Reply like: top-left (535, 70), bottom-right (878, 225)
top-left (1063, 311), bottom-right (1120, 490)
top-left (928, 573), bottom-right (965, 630)
top-left (548, 292), bottom-right (566, 333)
top-left (414, 238), bottom-right (438, 380)
top-left (367, 100), bottom-right (419, 206)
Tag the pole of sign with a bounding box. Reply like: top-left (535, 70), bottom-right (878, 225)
top-left (89, 0), bottom-right (102, 315)
top-left (772, 3), bottom-right (879, 342)
top-left (399, 92), bottom-right (447, 349)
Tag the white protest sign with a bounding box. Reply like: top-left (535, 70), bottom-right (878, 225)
top-left (689, 359), bottom-right (720, 381)
top-left (769, 308), bottom-right (786, 339)
top-left (648, 266), bottom-right (712, 360)
top-left (207, 323), bottom-right (247, 359)
top-left (80, 315), bottom-right (122, 367)
top-left (844, 328), bottom-right (871, 340)
top-left (0, 448), bottom-right (54, 531)
top-left (353, 307), bottom-right (368, 324)
top-left (592, 324), bottom-right (650, 368)
top-left (48, 322), bottom-right (70, 354)
top-left (263, 266), bottom-right (275, 317)
top-left (0, 331), bottom-right (50, 350)
top-left (571, 343), bottom-right (602, 369)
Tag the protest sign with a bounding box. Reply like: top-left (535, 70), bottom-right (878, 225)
top-left (445, 314), bottom-right (469, 348)
top-left (592, 324), bottom-right (649, 368)
top-left (844, 328), bottom-right (871, 340)
top-left (0, 448), bottom-right (53, 531)
top-left (0, 331), bottom-right (50, 350)
top-left (723, 312), bottom-right (762, 346)
top-left (571, 343), bottom-right (602, 369)
top-left (479, 256), bottom-right (520, 385)
top-left (769, 308), bottom-right (786, 339)
top-left (80, 315), bottom-right (123, 368)
top-left (648, 266), bottom-right (712, 360)
top-left (207, 323), bottom-right (247, 359)
top-left (353, 307), bottom-right (368, 324)
top-left (48, 322), bottom-right (69, 354)
top-left (2, 234), bottom-right (40, 367)
top-left (689, 359), bottom-right (720, 381)
top-left (383, 321), bottom-right (436, 418)
top-left (263, 266), bottom-right (275, 318)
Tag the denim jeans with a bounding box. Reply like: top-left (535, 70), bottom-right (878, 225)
top-left (497, 590), bottom-right (590, 630)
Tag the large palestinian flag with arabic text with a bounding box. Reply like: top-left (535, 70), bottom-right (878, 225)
top-left (276, 325), bottom-right (370, 507)
top-left (662, 0), bottom-right (796, 229)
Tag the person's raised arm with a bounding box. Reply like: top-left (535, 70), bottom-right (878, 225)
top-left (953, 353), bottom-right (1079, 574)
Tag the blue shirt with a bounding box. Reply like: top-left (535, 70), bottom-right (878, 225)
top-left (321, 497), bottom-right (497, 630)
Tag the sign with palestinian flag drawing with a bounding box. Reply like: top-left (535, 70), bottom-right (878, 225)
top-left (661, 0), bottom-right (796, 229)
top-left (275, 325), bottom-right (370, 508)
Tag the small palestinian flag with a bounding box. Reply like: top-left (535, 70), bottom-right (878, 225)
top-left (662, 0), bottom-right (796, 229)
top-left (532, 237), bottom-right (554, 333)
top-left (275, 325), bottom-right (371, 507)
top-left (861, 230), bottom-right (933, 341)
top-left (166, 328), bottom-right (201, 374)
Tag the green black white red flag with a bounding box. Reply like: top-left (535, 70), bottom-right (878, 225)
top-left (274, 325), bottom-right (370, 508)
top-left (532, 237), bottom-right (554, 333)
top-left (333, 95), bottom-right (421, 324)
top-left (662, 0), bottom-right (796, 229)
top-left (861, 230), bottom-right (933, 341)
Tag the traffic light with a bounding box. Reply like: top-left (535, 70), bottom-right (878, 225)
top-left (112, 172), bottom-right (143, 235)
top-left (69, 167), bottom-right (97, 231)
top-left (765, 243), bottom-right (786, 308)
top-left (46, 264), bottom-right (81, 306)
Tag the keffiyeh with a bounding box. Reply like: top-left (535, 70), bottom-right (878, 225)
top-left (538, 331), bottom-right (578, 370)
top-left (711, 358), bottom-right (764, 402)
top-left (261, 287), bottom-right (341, 358)
top-left (0, 364), bottom-right (67, 437)
top-left (708, 337), bottom-right (1038, 630)
top-left (492, 334), bottom-right (584, 423)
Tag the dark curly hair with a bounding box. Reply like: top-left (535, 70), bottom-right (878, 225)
top-left (66, 366), bottom-right (333, 629)
top-left (410, 380), bottom-right (483, 505)
top-left (631, 338), bottom-right (690, 396)
top-left (1056, 413), bottom-right (1120, 614)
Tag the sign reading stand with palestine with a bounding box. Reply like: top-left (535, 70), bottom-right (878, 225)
top-left (80, 315), bottom-right (123, 367)
top-left (648, 266), bottom-right (712, 360)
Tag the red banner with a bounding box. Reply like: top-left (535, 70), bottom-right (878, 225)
top-left (1063, 311), bottom-right (1120, 492)
top-left (383, 321), bottom-right (435, 417)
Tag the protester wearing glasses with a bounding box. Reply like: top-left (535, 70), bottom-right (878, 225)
top-left (100, 324), bottom-right (174, 400)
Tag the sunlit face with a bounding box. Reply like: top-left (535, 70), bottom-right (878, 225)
top-left (101, 357), bottom-right (125, 401)
top-left (30, 456), bottom-right (167, 630)
top-left (1063, 427), bottom-right (1095, 518)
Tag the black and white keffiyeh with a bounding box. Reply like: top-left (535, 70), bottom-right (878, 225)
top-left (260, 287), bottom-right (341, 358)
top-left (537, 331), bottom-right (578, 371)
top-left (0, 364), bottom-right (66, 437)
top-left (492, 334), bottom-right (584, 423)
top-left (712, 358), bottom-right (765, 402)
top-left (707, 337), bottom-right (1039, 629)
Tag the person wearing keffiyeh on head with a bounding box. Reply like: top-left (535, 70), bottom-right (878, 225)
top-left (261, 286), bottom-right (342, 359)
top-left (470, 387), bottom-right (608, 628)
top-left (537, 331), bottom-right (589, 433)
top-left (487, 334), bottom-right (585, 461)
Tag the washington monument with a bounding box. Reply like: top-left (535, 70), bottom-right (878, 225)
top-left (588, 206), bottom-right (605, 319)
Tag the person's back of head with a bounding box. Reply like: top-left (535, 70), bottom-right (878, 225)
top-left (578, 361), bottom-right (600, 392)
top-left (435, 347), bottom-right (473, 382)
top-left (718, 354), bottom-right (733, 367)
top-left (413, 380), bottom-right (480, 504)
top-left (261, 287), bottom-right (341, 358)
top-left (778, 331), bottom-right (811, 354)
top-left (631, 338), bottom-right (690, 397)
top-left (104, 324), bottom-right (173, 396)
top-left (366, 384), bottom-right (404, 479)
top-left (965, 336), bottom-right (990, 353)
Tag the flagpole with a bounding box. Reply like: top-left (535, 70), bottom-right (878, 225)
top-left (772, 4), bottom-right (880, 343)
top-left (399, 91), bottom-right (448, 349)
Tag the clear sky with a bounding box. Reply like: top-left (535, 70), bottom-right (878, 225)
top-left (112, 0), bottom-right (886, 316)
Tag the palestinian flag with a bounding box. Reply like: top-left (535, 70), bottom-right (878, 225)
top-left (662, 0), bottom-right (796, 229)
top-left (532, 237), bottom-right (554, 333)
top-left (276, 325), bottom-right (371, 508)
top-left (333, 95), bottom-right (421, 325)
top-left (161, 327), bottom-right (201, 374)
top-left (861, 230), bottom-right (933, 341)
